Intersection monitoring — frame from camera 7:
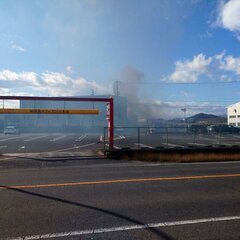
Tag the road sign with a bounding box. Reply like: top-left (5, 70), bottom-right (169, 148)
top-left (0, 108), bottom-right (99, 115)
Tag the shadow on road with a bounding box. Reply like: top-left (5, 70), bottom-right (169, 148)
top-left (1, 185), bottom-right (175, 240)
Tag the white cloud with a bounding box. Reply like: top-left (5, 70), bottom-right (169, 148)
top-left (164, 52), bottom-right (240, 83)
top-left (40, 71), bottom-right (111, 96)
top-left (217, 0), bottom-right (240, 38)
top-left (42, 72), bottom-right (71, 86)
top-left (214, 52), bottom-right (240, 75)
top-left (167, 54), bottom-right (212, 82)
top-left (214, 51), bottom-right (226, 61)
top-left (0, 70), bottom-right (39, 87)
top-left (181, 91), bottom-right (191, 98)
top-left (220, 74), bottom-right (232, 82)
top-left (219, 55), bottom-right (240, 75)
top-left (0, 69), bottom-right (111, 97)
top-left (66, 66), bottom-right (73, 73)
top-left (10, 42), bottom-right (25, 52)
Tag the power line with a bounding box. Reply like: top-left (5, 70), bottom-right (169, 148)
top-left (118, 80), bottom-right (240, 85)
top-left (151, 100), bottom-right (235, 103)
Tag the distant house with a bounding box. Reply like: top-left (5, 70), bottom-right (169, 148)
top-left (227, 102), bottom-right (240, 127)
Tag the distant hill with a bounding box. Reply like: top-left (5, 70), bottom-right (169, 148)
top-left (186, 113), bottom-right (227, 124)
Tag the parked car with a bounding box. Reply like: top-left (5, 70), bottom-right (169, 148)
top-left (3, 126), bottom-right (19, 135)
top-left (207, 124), bottom-right (240, 134)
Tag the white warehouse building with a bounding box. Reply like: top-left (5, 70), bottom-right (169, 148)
top-left (227, 102), bottom-right (240, 127)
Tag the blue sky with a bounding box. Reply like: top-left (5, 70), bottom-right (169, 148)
top-left (0, 0), bottom-right (240, 118)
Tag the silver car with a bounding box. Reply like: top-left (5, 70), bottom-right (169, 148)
top-left (4, 126), bottom-right (19, 135)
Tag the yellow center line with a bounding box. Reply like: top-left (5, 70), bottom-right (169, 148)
top-left (1, 173), bottom-right (240, 190)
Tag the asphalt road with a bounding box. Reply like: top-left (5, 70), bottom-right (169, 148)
top-left (0, 133), bottom-right (102, 154)
top-left (1, 133), bottom-right (240, 156)
top-left (0, 159), bottom-right (240, 239)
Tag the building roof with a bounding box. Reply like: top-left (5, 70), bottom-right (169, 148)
top-left (227, 102), bottom-right (240, 108)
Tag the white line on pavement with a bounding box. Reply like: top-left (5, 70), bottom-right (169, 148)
top-left (0, 145), bottom-right (7, 149)
top-left (187, 143), bottom-right (206, 146)
top-left (17, 146), bottom-right (25, 151)
top-left (75, 135), bottom-right (86, 142)
top-left (161, 143), bottom-right (184, 147)
top-left (50, 136), bottom-right (66, 142)
top-left (24, 135), bottom-right (48, 142)
top-left (218, 143), bottom-right (237, 146)
top-left (56, 142), bottom-right (96, 152)
top-left (134, 143), bottom-right (153, 149)
top-left (7, 215), bottom-right (240, 240)
top-left (0, 136), bottom-right (25, 142)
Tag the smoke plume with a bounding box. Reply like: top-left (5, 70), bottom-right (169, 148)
top-left (118, 65), bottom-right (153, 123)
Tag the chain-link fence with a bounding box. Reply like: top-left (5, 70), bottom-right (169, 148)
top-left (103, 126), bottom-right (240, 150)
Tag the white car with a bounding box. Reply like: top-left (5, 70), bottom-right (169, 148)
top-left (4, 126), bottom-right (19, 135)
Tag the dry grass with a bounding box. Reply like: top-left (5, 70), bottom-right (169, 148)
top-left (119, 152), bottom-right (240, 163)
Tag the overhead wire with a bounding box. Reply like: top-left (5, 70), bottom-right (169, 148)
top-left (120, 80), bottom-right (240, 85)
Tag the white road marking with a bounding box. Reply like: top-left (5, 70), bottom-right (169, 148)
top-left (50, 136), bottom-right (66, 142)
top-left (134, 143), bottom-right (153, 149)
top-left (104, 136), bottom-right (129, 142)
top-left (56, 142), bottom-right (96, 152)
top-left (161, 143), bottom-right (184, 147)
top-left (187, 143), bottom-right (206, 146)
top-left (75, 135), bottom-right (86, 142)
top-left (24, 135), bottom-right (48, 142)
top-left (114, 136), bottom-right (126, 140)
top-left (139, 160), bottom-right (240, 167)
top-left (0, 145), bottom-right (7, 149)
top-left (0, 136), bottom-right (25, 142)
top-left (7, 216), bottom-right (240, 240)
top-left (197, 137), bottom-right (216, 141)
top-left (18, 146), bottom-right (25, 151)
top-left (219, 143), bottom-right (236, 146)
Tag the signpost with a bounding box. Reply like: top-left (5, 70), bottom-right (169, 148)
top-left (0, 96), bottom-right (114, 149)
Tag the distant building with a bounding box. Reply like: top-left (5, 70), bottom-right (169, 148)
top-left (227, 102), bottom-right (240, 127)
